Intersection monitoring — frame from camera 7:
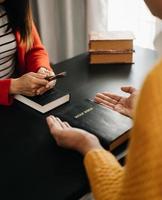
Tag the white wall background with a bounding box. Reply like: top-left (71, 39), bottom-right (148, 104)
top-left (32, 0), bottom-right (159, 64)
top-left (107, 0), bottom-right (156, 49)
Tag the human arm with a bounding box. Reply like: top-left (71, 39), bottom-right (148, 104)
top-left (25, 23), bottom-right (52, 73)
top-left (84, 63), bottom-right (162, 200)
top-left (46, 116), bottom-right (102, 155)
top-left (0, 72), bottom-right (48, 105)
top-left (26, 24), bottom-right (56, 95)
top-left (9, 72), bottom-right (48, 96)
top-left (0, 22), bottom-right (55, 105)
top-left (94, 86), bottom-right (138, 118)
top-left (46, 116), bottom-right (124, 200)
top-left (47, 62), bottom-right (162, 199)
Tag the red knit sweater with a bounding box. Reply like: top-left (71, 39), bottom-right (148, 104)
top-left (0, 24), bottom-right (51, 105)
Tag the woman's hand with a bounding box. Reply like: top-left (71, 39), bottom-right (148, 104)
top-left (36, 67), bottom-right (56, 95)
top-left (46, 116), bottom-right (103, 155)
top-left (10, 72), bottom-right (48, 96)
top-left (94, 86), bottom-right (138, 118)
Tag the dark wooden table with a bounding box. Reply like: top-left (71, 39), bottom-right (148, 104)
top-left (0, 47), bottom-right (157, 200)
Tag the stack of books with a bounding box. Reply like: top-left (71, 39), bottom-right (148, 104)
top-left (89, 31), bottom-right (135, 64)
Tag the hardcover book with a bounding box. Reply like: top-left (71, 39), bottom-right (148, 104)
top-left (89, 31), bottom-right (135, 64)
top-left (89, 31), bottom-right (135, 51)
top-left (14, 88), bottom-right (70, 113)
top-left (90, 51), bottom-right (133, 64)
top-left (57, 99), bottom-right (132, 150)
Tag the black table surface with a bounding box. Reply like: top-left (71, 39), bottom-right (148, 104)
top-left (0, 47), bottom-right (157, 200)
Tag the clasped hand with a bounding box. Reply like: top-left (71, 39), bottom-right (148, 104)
top-left (10, 67), bottom-right (56, 96)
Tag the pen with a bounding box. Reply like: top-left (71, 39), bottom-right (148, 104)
top-left (45, 71), bottom-right (67, 81)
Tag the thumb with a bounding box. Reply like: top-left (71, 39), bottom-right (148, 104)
top-left (46, 116), bottom-right (54, 130)
top-left (121, 86), bottom-right (136, 94)
top-left (46, 116), bottom-right (61, 137)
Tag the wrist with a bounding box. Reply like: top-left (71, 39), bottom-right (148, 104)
top-left (9, 78), bottom-right (20, 95)
top-left (81, 145), bottom-right (103, 157)
top-left (78, 134), bottom-right (103, 156)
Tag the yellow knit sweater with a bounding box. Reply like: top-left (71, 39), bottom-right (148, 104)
top-left (84, 60), bottom-right (162, 200)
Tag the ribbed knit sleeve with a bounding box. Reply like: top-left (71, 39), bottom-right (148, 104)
top-left (84, 60), bottom-right (162, 200)
top-left (84, 149), bottom-right (124, 200)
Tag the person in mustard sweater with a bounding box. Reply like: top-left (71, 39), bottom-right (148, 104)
top-left (0, 0), bottom-right (55, 105)
top-left (46, 0), bottom-right (162, 199)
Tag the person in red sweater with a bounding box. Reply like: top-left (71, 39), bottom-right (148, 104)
top-left (0, 0), bottom-right (55, 105)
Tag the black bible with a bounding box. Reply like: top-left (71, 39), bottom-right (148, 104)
top-left (57, 99), bottom-right (132, 150)
top-left (14, 89), bottom-right (70, 113)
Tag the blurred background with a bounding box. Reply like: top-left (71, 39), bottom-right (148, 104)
top-left (31, 0), bottom-right (160, 64)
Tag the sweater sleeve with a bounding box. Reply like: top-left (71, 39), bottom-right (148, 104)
top-left (117, 62), bottom-right (162, 200)
top-left (84, 61), bottom-right (162, 200)
top-left (84, 149), bottom-right (124, 200)
top-left (0, 79), bottom-right (13, 105)
top-left (25, 23), bottom-right (52, 73)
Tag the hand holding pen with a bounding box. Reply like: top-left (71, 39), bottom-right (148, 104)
top-left (36, 68), bottom-right (67, 95)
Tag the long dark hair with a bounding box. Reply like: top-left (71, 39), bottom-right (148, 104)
top-left (3, 0), bottom-right (33, 49)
